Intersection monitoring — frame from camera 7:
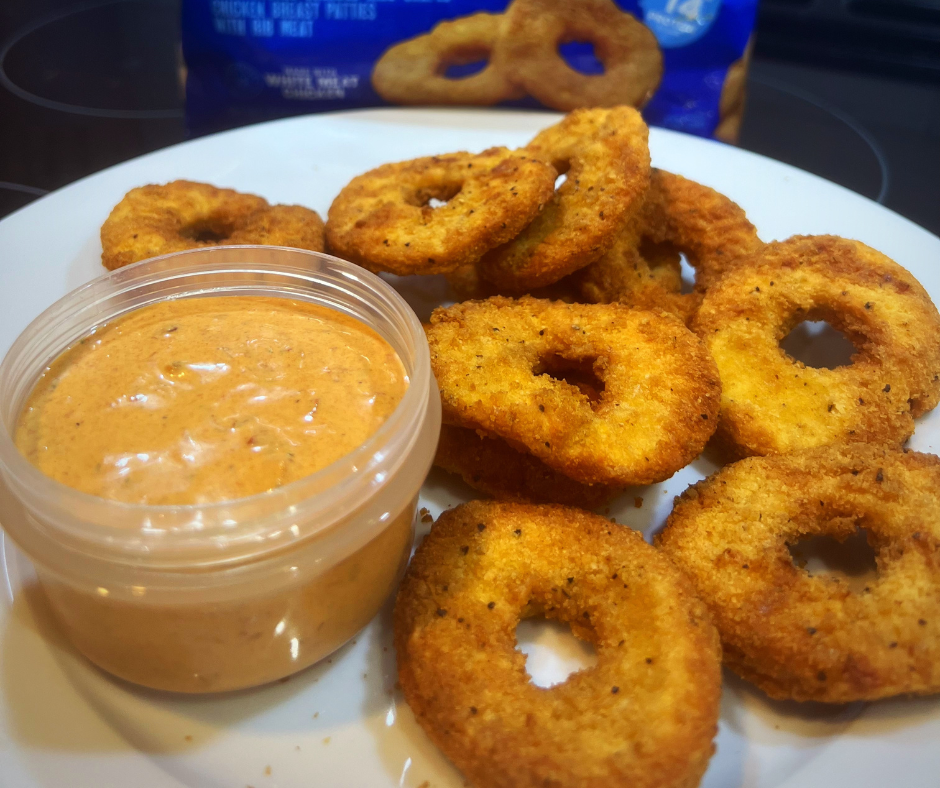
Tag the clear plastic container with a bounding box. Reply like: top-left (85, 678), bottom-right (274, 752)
top-left (0, 246), bottom-right (440, 693)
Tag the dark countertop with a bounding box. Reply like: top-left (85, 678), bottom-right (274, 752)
top-left (1, 0), bottom-right (938, 236)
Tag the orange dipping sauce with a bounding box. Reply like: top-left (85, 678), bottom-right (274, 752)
top-left (16, 296), bottom-right (408, 505)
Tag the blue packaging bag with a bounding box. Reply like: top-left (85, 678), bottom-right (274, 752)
top-left (182, 0), bottom-right (757, 139)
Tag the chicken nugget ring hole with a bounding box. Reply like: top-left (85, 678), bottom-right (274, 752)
top-left (443, 56), bottom-right (490, 80)
top-left (640, 238), bottom-right (695, 294)
top-left (405, 181), bottom-right (464, 209)
top-left (180, 217), bottom-right (235, 244)
top-left (558, 40), bottom-right (605, 76)
top-left (780, 317), bottom-right (857, 371)
top-left (675, 248), bottom-right (696, 294)
top-left (516, 616), bottom-right (599, 688)
top-left (787, 526), bottom-right (879, 595)
top-left (547, 159), bottom-right (573, 193)
top-left (533, 352), bottom-right (606, 406)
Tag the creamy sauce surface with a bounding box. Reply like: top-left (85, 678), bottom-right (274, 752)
top-left (16, 296), bottom-right (408, 505)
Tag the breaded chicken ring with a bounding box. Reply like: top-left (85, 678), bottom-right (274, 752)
top-left (640, 169), bottom-right (762, 291)
top-left (371, 13), bottom-right (523, 106)
top-left (479, 107), bottom-right (650, 292)
top-left (326, 147), bottom-right (556, 275)
top-left (395, 501), bottom-right (722, 788)
top-left (574, 211), bottom-right (699, 325)
top-left (492, 0), bottom-right (663, 111)
top-left (427, 297), bottom-right (721, 486)
top-left (695, 235), bottom-right (940, 457)
top-left (658, 444), bottom-right (940, 703)
top-left (573, 169), bottom-right (760, 321)
top-left (435, 424), bottom-right (622, 509)
top-left (100, 180), bottom-right (325, 270)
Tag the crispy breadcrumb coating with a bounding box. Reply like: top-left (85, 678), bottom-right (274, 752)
top-left (658, 444), bottom-right (940, 703)
top-left (639, 169), bottom-right (761, 291)
top-left (694, 235), bottom-right (940, 457)
top-left (573, 169), bottom-right (761, 322)
top-left (427, 297), bottom-right (720, 486)
top-left (395, 500), bottom-right (722, 788)
top-left (435, 424), bottom-right (622, 508)
top-left (479, 107), bottom-right (650, 291)
top-left (326, 147), bottom-right (555, 275)
top-left (100, 180), bottom-right (324, 270)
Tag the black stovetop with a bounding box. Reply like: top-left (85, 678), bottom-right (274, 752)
top-left (1, 0), bottom-right (938, 236)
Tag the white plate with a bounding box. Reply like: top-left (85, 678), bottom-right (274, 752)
top-left (1, 109), bottom-right (939, 788)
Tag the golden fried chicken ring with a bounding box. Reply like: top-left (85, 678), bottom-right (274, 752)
top-left (435, 424), bottom-right (622, 509)
top-left (658, 444), bottom-right (940, 703)
top-left (100, 180), bottom-right (325, 271)
top-left (479, 107), bottom-right (651, 292)
top-left (427, 297), bottom-right (721, 487)
top-left (371, 13), bottom-right (523, 106)
top-left (573, 169), bottom-right (760, 321)
top-left (640, 169), bottom-right (762, 291)
top-left (395, 501), bottom-right (722, 788)
top-left (695, 235), bottom-right (940, 457)
top-left (326, 147), bottom-right (556, 276)
top-left (573, 211), bottom-right (698, 325)
top-left (492, 0), bottom-right (663, 111)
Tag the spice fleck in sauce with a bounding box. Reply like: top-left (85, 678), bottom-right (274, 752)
top-left (15, 296), bottom-right (408, 505)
